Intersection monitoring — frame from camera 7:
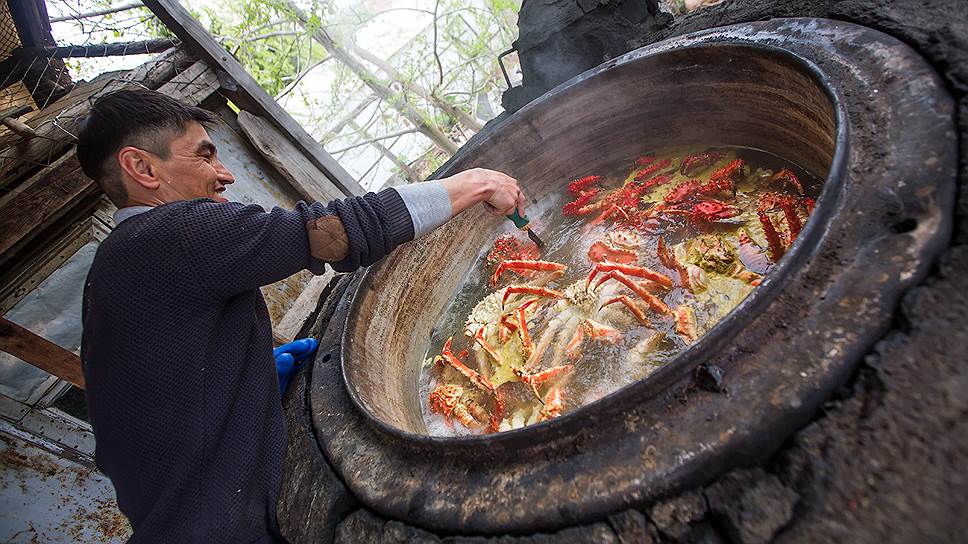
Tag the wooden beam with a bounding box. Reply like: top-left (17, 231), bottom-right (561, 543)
top-left (141, 0), bottom-right (364, 197)
top-left (272, 269), bottom-right (339, 345)
top-left (0, 152), bottom-right (96, 271)
top-left (237, 111), bottom-right (344, 203)
top-left (0, 317), bottom-right (85, 389)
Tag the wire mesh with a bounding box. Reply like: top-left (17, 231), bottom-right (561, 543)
top-left (0, 0), bottom-right (21, 60)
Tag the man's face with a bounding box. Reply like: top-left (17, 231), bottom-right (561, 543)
top-left (154, 121), bottom-right (235, 203)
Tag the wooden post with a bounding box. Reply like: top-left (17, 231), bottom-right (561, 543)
top-left (0, 318), bottom-right (85, 389)
top-left (141, 0), bottom-right (364, 197)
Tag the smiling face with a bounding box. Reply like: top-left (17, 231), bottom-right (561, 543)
top-left (153, 121), bottom-right (235, 203)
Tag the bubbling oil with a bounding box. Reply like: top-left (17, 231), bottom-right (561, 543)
top-left (419, 146), bottom-right (822, 437)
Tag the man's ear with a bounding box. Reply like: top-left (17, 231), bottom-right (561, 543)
top-left (117, 146), bottom-right (162, 191)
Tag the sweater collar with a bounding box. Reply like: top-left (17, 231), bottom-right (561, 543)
top-left (113, 205), bottom-right (155, 225)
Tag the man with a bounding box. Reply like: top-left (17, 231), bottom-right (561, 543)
top-left (77, 88), bottom-right (526, 543)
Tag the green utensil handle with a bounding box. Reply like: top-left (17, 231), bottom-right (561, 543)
top-left (506, 210), bottom-right (530, 229)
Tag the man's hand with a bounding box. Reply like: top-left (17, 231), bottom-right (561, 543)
top-left (439, 168), bottom-right (527, 218)
top-left (273, 338), bottom-right (318, 398)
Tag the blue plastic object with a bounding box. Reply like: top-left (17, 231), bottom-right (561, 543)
top-left (274, 338), bottom-right (319, 397)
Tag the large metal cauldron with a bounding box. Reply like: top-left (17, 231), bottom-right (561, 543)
top-left (347, 43), bottom-right (840, 434)
top-left (303, 19), bottom-right (956, 535)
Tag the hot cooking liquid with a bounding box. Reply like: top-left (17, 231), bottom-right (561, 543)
top-left (419, 146), bottom-right (822, 436)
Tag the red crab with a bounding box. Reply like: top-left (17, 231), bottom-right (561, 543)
top-left (567, 175), bottom-right (604, 196)
top-left (680, 150), bottom-right (726, 176)
top-left (633, 158), bottom-right (673, 182)
top-left (486, 233), bottom-right (540, 267)
top-left (703, 158), bottom-right (745, 197)
top-left (562, 188), bottom-right (601, 216)
top-left (664, 199), bottom-right (742, 224)
top-left (766, 168), bottom-right (804, 194)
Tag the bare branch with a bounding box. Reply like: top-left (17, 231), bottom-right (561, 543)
top-left (275, 56), bottom-right (330, 100)
top-left (329, 128), bottom-right (420, 154)
top-left (49, 2), bottom-right (146, 23)
top-left (432, 0), bottom-right (444, 89)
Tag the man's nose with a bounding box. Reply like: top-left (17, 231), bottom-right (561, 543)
top-left (214, 159), bottom-right (235, 184)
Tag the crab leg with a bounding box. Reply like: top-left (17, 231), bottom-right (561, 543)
top-left (516, 305), bottom-right (534, 357)
top-left (657, 236), bottom-right (692, 291)
top-left (498, 314), bottom-right (517, 343)
top-left (594, 270), bottom-right (671, 315)
top-left (491, 260), bottom-right (566, 286)
top-left (538, 388), bottom-right (565, 422)
top-left (758, 211), bottom-right (786, 262)
top-left (565, 323), bottom-right (585, 360)
top-left (475, 326), bottom-right (503, 365)
top-left (442, 338), bottom-right (505, 432)
top-left (515, 364), bottom-right (573, 401)
top-left (587, 262), bottom-right (673, 290)
top-left (601, 295), bottom-right (650, 326)
top-left (442, 338), bottom-right (495, 394)
top-left (584, 319), bottom-right (623, 343)
top-left (502, 285), bottom-right (564, 308)
top-left (778, 198), bottom-right (803, 243)
top-left (674, 306), bottom-right (698, 343)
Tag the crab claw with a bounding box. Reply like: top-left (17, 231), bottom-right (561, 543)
top-left (442, 337), bottom-right (496, 394)
top-left (593, 270), bottom-right (671, 315)
top-left (491, 259), bottom-right (566, 286)
top-left (515, 364), bottom-right (573, 401)
top-left (584, 319), bottom-right (623, 343)
top-left (538, 388), bottom-right (565, 421)
top-left (674, 306), bottom-right (698, 343)
top-left (502, 285), bottom-right (564, 308)
top-left (587, 262), bottom-right (673, 291)
top-left (565, 324), bottom-right (585, 361)
top-left (657, 236), bottom-right (691, 292)
top-left (600, 295), bottom-right (650, 326)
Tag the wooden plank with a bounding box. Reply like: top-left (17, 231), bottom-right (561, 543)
top-left (0, 317), bottom-right (85, 389)
top-left (0, 152), bottom-right (96, 270)
top-left (272, 268), bottom-right (340, 345)
top-left (141, 0), bottom-right (364, 197)
top-left (154, 59), bottom-right (220, 109)
top-left (237, 111), bottom-right (344, 203)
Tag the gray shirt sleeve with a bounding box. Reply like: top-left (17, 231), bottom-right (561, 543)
top-left (391, 180), bottom-right (453, 238)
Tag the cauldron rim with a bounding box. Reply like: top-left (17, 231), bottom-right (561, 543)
top-left (339, 40), bottom-right (849, 446)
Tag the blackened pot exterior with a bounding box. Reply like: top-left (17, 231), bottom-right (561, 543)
top-left (307, 19), bottom-right (956, 535)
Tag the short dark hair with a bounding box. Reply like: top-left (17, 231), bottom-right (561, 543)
top-left (76, 88), bottom-right (216, 206)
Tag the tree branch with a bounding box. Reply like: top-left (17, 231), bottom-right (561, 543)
top-left (49, 2), bottom-right (145, 23)
top-left (275, 56), bottom-right (330, 100)
top-left (329, 128), bottom-right (420, 154)
top-left (432, 0), bottom-right (444, 89)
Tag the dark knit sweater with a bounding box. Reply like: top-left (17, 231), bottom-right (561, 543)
top-left (81, 190), bottom-right (413, 543)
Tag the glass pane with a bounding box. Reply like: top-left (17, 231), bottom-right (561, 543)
top-left (0, 241), bottom-right (98, 403)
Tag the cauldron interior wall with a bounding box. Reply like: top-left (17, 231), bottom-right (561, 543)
top-left (343, 44), bottom-right (838, 435)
